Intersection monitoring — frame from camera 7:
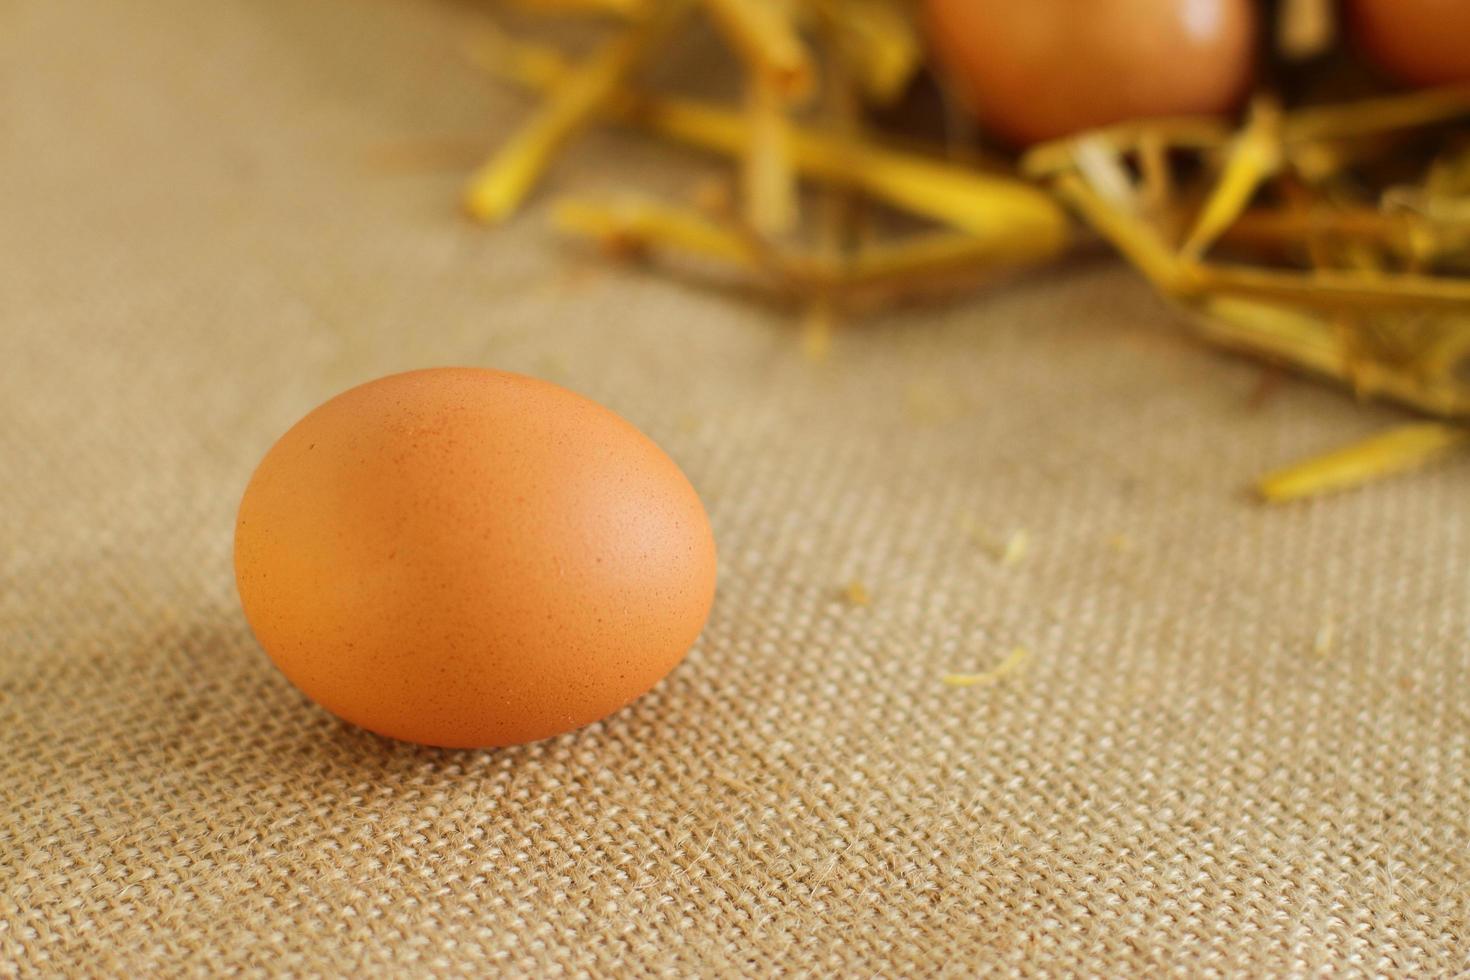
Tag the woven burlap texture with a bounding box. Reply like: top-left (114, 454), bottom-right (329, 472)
top-left (3, 0), bottom-right (1468, 975)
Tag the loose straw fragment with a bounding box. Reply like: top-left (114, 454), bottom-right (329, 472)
top-left (1072, 136), bottom-right (1141, 214)
top-left (809, 0), bottom-right (921, 105)
top-left (552, 196), bottom-right (1048, 295)
top-left (1199, 262), bottom-right (1470, 311)
top-left (1257, 422), bottom-right (1470, 502)
top-left (1136, 130), bottom-right (1174, 214)
top-left (1194, 297), bottom-right (1349, 373)
top-left (1052, 174), bottom-right (1188, 293)
top-left (1000, 529), bottom-right (1029, 567)
top-left (744, 72), bottom-right (799, 236)
top-left (943, 647), bottom-right (1031, 688)
top-left (463, 14), bottom-right (675, 222)
top-left (1021, 118), bottom-right (1232, 180)
top-left (701, 0), bottom-right (813, 99)
top-left (1220, 207), bottom-right (1413, 247)
top-left (1195, 297), bottom-right (1470, 418)
top-left (553, 196), bottom-right (764, 268)
top-left (1181, 99), bottom-right (1283, 260)
top-left (1283, 84), bottom-right (1470, 144)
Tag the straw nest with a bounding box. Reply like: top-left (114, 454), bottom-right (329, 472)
top-left (460, 0), bottom-right (1470, 499)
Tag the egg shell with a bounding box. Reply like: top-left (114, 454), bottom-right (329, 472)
top-left (1349, 0), bottom-right (1470, 87)
top-left (234, 368), bottom-right (717, 748)
top-left (924, 0), bottom-right (1258, 146)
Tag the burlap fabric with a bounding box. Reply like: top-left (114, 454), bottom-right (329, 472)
top-left (3, 1), bottom-right (1468, 975)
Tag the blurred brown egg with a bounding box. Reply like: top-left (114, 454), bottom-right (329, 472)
top-left (923, 0), bottom-right (1259, 146)
top-left (1349, 0), bottom-right (1470, 87)
top-left (235, 368), bottom-right (717, 749)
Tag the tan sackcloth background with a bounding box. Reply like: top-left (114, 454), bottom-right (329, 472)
top-left (3, 0), bottom-right (1468, 975)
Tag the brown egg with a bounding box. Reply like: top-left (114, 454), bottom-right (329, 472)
top-left (234, 368), bottom-right (717, 748)
top-left (923, 0), bottom-right (1258, 146)
top-left (1349, 0), bottom-right (1470, 87)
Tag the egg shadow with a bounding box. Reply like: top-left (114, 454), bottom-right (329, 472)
top-left (102, 614), bottom-right (736, 812)
top-left (102, 620), bottom-right (458, 778)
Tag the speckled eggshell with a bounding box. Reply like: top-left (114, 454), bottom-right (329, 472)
top-left (234, 368), bottom-right (717, 748)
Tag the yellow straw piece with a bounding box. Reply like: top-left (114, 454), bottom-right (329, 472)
top-left (551, 196), bottom-right (763, 266)
top-left (810, 0), bottom-right (921, 105)
top-left (1181, 99), bottom-right (1283, 260)
top-left (1193, 296), bottom-right (1349, 374)
top-left (744, 72), bottom-right (799, 236)
top-left (1220, 207), bottom-right (1413, 247)
top-left (552, 197), bottom-right (1043, 294)
top-left (836, 231), bottom-right (1037, 286)
top-left (1072, 136), bottom-right (1141, 213)
top-left (1194, 297), bottom-right (1470, 418)
top-left (701, 0), bottom-right (813, 99)
top-left (463, 16), bottom-right (673, 223)
top-left (943, 647), bottom-right (1031, 688)
top-left (1021, 117), bottom-right (1232, 179)
top-left (1053, 174), bottom-right (1188, 293)
top-left (1136, 130), bottom-right (1174, 214)
top-left (1000, 529), bottom-right (1029, 567)
top-left (843, 579), bottom-right (871, 606)
top-left (1199, 262), bottom-right (1470, 311)
top-left (1257, 422), bottom-right (1470, 502)
top-left (1284, 84), bottom-right (1470, 143)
